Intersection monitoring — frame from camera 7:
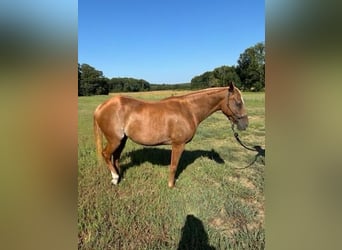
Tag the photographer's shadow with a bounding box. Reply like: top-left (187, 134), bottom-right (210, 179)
top-left (178, 214), bottom-right (215, 250)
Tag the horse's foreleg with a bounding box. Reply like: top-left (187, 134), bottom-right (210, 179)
top-left (169, 143), bottom-right (185, 188)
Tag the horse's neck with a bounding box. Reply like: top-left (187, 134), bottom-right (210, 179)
top-left (186, 88), bottom-right (227, 125)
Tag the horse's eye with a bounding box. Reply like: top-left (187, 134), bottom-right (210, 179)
top-left (236, 101), bottom-right (242, 108)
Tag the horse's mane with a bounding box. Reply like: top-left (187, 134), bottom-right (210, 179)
top-left (162, 87), bottom-right (228, 101)
top-left (115, 87), bottom-right (229, 104)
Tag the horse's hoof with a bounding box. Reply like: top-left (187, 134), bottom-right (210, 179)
top-left (111, 178), bottom-right (119, 185)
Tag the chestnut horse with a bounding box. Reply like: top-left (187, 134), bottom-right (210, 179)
top-left (93, 82), bottom-right (248, 187)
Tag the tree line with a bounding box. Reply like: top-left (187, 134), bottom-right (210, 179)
top-left (78, 64), bottom-right (151, 96)
top-left (78, 42), bottom-right (264, 96)
top-left (191, 42), bottom-right (264, 91)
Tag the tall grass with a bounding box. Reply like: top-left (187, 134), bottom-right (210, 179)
top-left (78, 91), bottom-right (265, 249)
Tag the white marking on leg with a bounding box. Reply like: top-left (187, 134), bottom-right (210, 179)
top-left (111, 171), bottom-right (119, 185)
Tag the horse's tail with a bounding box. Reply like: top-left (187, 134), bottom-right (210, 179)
top-left (93, 111), bottom-right (103, 165)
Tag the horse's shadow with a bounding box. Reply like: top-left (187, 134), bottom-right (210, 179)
top-left (120, 147), bottom-right (225, 179)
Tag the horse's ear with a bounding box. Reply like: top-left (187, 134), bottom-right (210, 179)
top-left (228, 82), bottom-right (235, 92)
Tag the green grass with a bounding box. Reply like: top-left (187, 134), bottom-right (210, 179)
top-left (78, 91), bottom-right (265, 249)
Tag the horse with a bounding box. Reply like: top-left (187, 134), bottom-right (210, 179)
top-left (93, 82), bottom-right (248, 188)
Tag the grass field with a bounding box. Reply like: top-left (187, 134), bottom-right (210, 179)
top-left (78, 90), bottom-right (265, 249)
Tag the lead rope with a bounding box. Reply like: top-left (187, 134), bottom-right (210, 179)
top-left (231, 124), bottom-right (259, 152)
top-left (230, 123), bottom-right (265, 169)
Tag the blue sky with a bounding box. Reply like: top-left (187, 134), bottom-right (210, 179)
top-left (78, 0), bottom-right (264, 84)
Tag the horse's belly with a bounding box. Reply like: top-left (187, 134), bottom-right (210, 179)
top-left (124, 120), bottom-right (172, 146)
top-left (127, 131), bottom-right (172, 146)
top-left (124, 110), bottom-right (195, 146)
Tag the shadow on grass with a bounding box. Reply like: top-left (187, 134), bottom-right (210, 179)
top-left (120, 147), bottom-right (224, 179)
top-left (177, 214), bottom-right (215, 250)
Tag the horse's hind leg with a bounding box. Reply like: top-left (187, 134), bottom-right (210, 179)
top-left (112, 135), bottom-right (127, 178)
top-left (102, 141), bottom-right (120, 185)
top-left (102, 136), bottom-right (127, 185)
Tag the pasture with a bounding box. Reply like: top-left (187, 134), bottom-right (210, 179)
top-left (78, 90), bottom-right (265, 249)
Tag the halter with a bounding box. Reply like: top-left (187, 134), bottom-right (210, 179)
top-left (226, 91), bottom-right (248, 122)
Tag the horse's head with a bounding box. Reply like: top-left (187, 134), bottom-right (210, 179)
top-left (223, 82), bottom-right (249, 130)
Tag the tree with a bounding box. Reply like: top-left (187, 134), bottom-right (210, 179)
top-left (236, 42), bottom-right (265, 91)
top-left (108, 78), bottom-right (125, 92)
top-left (108, 77), bottom-right (150, 92)
top-left (78, 63), bottom-right (109, 96)
top-left (212, 66), bottom-right (241, 87)
top-left (78, 63), bottom-right (82, 96)
top-left (190, 66), bottom-right (240, 89)
top-left (191, 71), bottom-right (213, 89)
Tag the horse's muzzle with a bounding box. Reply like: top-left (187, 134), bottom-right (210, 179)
top-left (236, 116), bottom-right (248, 130)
